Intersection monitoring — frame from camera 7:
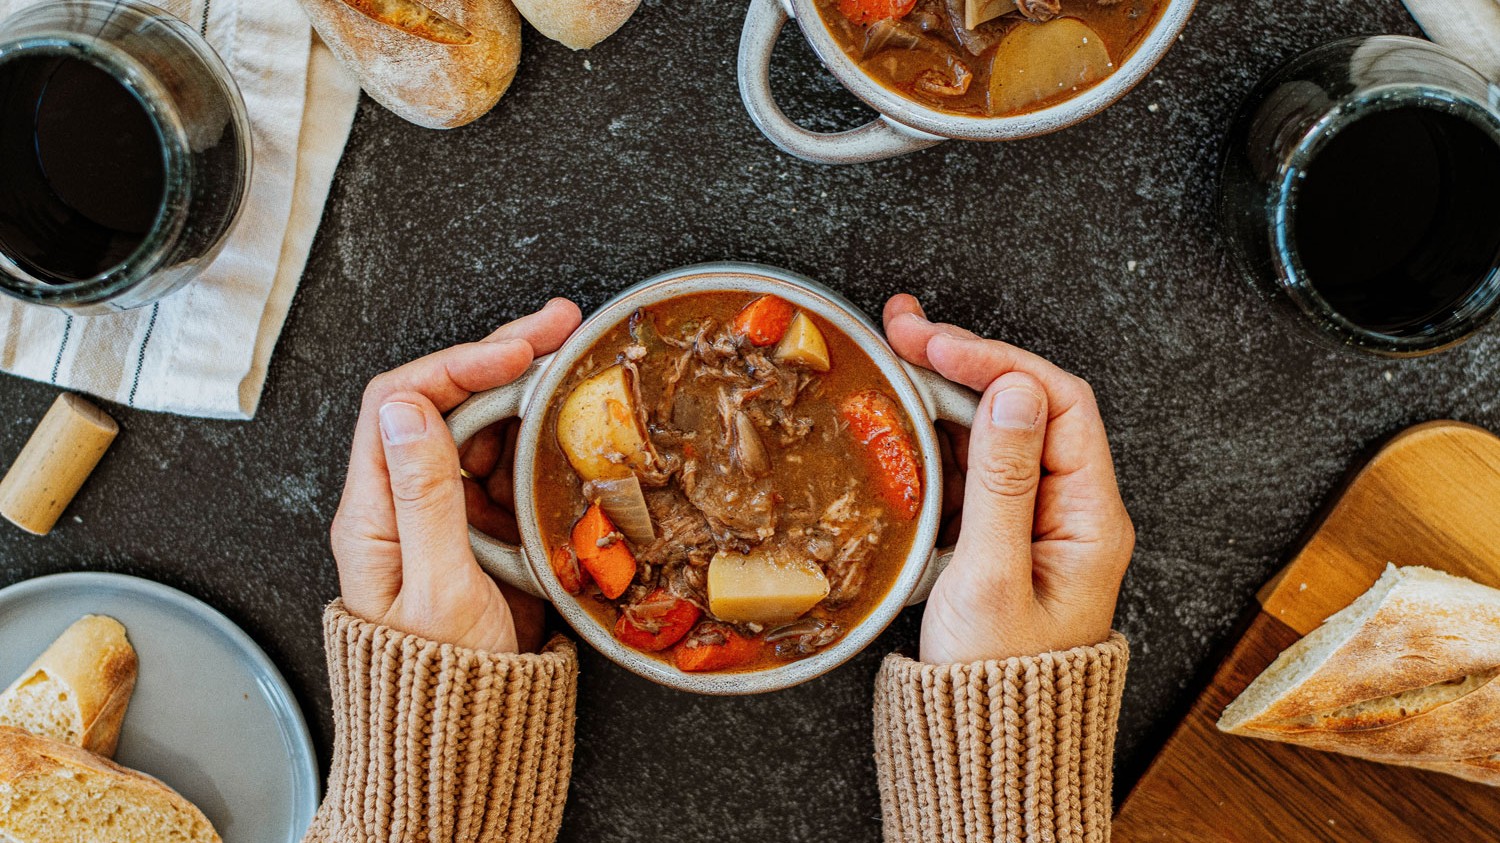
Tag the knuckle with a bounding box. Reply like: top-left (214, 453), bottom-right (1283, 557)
top-left (388, 458), bottom-right (457, 507)
top-left (329, 509), bottom-right (369, 563)
top-left (974, 449), bottom-right (1041, 499)
top-left (1116, 510), bottom-right (1137, 560)
top-left (1069, 374), bottom-right (1097, 405)
top-left (362, 372), bottom-right (394, 405)
top-left (330, 505), bottom-right (376, 546)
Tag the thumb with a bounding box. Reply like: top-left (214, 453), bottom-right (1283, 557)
top-left (951, 372), bottom-right (1049, 593)
top-left (378, 394), bottom-right (477, 598)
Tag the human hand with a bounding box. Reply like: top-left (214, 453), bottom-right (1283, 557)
top-left (331, 299), bottom-right (582, 654)
top-left (884, 295), bottom-right (1134, 664)
top-left (458, 416), bottom-right (548, 654)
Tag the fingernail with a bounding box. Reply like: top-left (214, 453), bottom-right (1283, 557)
top-left (899, 311), bottom-right (930, 326)
top-left (991, 388), bottom-right (1042, 430)
top-left (379, 402), bottom-right (427, 444)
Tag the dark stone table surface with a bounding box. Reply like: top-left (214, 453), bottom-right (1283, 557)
top-left (0, 0), bottom-right (1492, 840)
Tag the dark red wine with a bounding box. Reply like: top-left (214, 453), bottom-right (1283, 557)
top-left (0, 55), bottom-right (168, 283)
top-left (1291, 106), bottom-right (1500, 335)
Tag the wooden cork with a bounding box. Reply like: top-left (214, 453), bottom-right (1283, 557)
top-left (0, 394), bottom-right (119, 535)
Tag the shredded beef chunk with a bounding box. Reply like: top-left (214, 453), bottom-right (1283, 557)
top-left (808, 490), bottom-right (885, 605)
top-left (765, 618), bottom-right (843, 658)
top-left (1014, 0), bottom-right (1060, 21)
top-left (636, 489), bottom-right (715, 569)
top-left (682, 456), bottom-right (778, 549)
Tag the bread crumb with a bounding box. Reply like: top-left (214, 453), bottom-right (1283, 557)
top-left (1383, 370), bottom-right (1393, 382)
top-left (1147, 103), bottom-right (1160, 113)
top-left (583, 60), bottom-right (593, 71)
top-left (1127, 260), bottom-right (1138, 272)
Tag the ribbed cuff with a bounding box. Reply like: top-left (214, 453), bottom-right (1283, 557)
top-left (304, 601), bottom-right (578, 843)
top-left (873, 633), bottom-right (1129, 843)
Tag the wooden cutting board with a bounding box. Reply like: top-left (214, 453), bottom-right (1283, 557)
top-left (1114, 420), bottom-right (1500, 843)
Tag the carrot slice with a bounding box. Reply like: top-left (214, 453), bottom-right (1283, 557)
top-left (570, 502), bottom-right (636, 599)
top-left (673, 626), bottom-right (762, 672)
top-left (840, 390), bottom-right (923, 520)
top-left (836, 0), bottom-right (916, 24)
top-left (733, 295), bottom-right (796, 347)
top-left (550, 545), bottom-right (584, 594)
top-left (614, 589), bottom-right (701, 651)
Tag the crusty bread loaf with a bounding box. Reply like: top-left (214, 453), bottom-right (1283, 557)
top-left (512, 0), bottom-right (639, 50)
top-left (1409, 753), bottom-right (1500, 787)
top-left (0, 726), bottom-right (220, 843)
top-left (0, 615), bottom-right (137, 758)
top-left (1219, 564), bottom-right (1500, 774)
top-left (298, 0), bottom-right (522, 128)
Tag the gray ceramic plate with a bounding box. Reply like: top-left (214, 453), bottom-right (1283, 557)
top-left (0, 572), bottom-right (319, 842)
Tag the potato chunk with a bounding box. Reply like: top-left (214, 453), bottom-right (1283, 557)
top-left (988, 18), bottom-right (1111, 117)
top-left (708, 550), bottom-right (830, 624)
top-left (773, 312), bottom-right (831, 372)
top-left (557, 364), bottom-right (650, 481)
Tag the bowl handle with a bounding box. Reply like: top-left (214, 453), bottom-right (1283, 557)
top-left (902, 362), bottom-right (980, 606)
top-left (446, 356), bottom-right (550, 599)
top-left (737, 0), bottom-right (946, 165)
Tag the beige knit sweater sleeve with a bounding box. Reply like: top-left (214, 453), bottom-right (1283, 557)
top-left (873, 633), bottom-right (1130, 843)
top-left (303, 601), bottom-right (578, 843)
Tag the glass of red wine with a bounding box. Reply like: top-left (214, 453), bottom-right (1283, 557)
top-left (0, 0), bottom-right (251, 313)
top-left (1222, 36), bottom-right (1500, 357)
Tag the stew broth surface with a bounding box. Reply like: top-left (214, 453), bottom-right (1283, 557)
top-left (535, 292), bottom-right (923, 673)
top-left (815, 0), bottom-right (1166, 117)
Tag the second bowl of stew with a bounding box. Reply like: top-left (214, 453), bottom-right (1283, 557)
top-left (447, 263), bottom-right (978, 694)
top-left (737, 0), bottom-right (1197, 163)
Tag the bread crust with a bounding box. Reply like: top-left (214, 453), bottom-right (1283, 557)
top-left (1238, 673), bottom-right (1500, 761)
top-left (1252, 568), bottom-right (1500, 723)
top-left (0, 726), bottom-right (220, 842)
top-left (299, 0), bottom-right (522, 128)
top-left (1220, 566), bottom-right (1500, 777)
top-left (512, 0), bottom-right (640, 50)
top-left (1408, 756), bottom-right (1500, 787)
top-left (0, 615), bottom-right (137, 758)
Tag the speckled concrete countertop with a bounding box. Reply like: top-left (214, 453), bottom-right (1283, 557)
top-left (0, 0), bottom-right (1493, 839)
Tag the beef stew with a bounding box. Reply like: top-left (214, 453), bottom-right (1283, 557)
top-left (534, 291), bottom-right (924, 673)
top-left (816, 0), bottom-right (1167, 117)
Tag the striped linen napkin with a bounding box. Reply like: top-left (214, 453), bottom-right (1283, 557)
top-left (0, 0), bottom-right (360, 419)
top-left (1404, 0), bottom-right (1500, 79)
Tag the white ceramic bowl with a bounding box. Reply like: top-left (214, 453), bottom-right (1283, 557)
top-left (738, 0), bottom-right (1199, 163)
top-left (447, 263), bottom-right (977, 694)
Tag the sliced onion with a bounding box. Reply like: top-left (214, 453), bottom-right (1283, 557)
top-left (733, 411), bottom-right (771, 478)
top-left (764, 617), bottom-right (828, 642)
top-left (863, 18), bottom-right (925, 57)
top-left (584, 474), bottom-right (655, 545)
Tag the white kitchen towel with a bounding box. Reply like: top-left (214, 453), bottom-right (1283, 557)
top-left (0, 0), bottom-right (360, 419)
top-left (1404, 0), bottom-right (1500, 79)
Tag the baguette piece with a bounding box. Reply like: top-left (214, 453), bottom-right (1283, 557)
top-left (0, 726), bottom-right (220, 843)
top-left (1219, 564), bottom-right (1500, 765)
top-left (0, 615), bottom-right (137, 758)
top-left (1409, 754), bottom-right (1500, 787)
top-left (512, 0), bottom-right (640, 50)
top-left (299, 0), bottom-right (522, 128)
